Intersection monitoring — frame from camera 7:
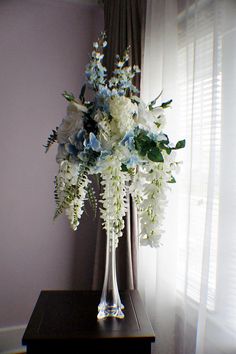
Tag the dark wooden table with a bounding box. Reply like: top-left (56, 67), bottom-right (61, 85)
top-left (22, 290), bottom-right (155, 354)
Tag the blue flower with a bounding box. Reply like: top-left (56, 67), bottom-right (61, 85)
top-left (100, 150), bottom-right (111, 159)
top-left (95, 86), bottom-right (111, 112)
top-left (85, 71), bottom-right (91, 79)
top-left (118, 90), bottom-right (125, 96)
top-left (84, 132), bottom-right (102, 152)
top-left (65, 143), bottom-right (79, 157)
top-left (126, 155), bottom-right (139, 169)
top-left (120, 131), bottom-right (135, 150)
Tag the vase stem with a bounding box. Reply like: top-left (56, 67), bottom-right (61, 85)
top-left (97, 230), bottom-right (124, 319)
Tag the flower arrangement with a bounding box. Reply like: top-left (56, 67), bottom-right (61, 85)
top-left (45, 33), bottom-right (185, 248)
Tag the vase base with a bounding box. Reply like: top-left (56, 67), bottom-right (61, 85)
top-left (97, 304), bottom-right (125, 320)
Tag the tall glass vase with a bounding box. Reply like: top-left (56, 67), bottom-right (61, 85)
top-left (97, 229), bottom-right (124, 319)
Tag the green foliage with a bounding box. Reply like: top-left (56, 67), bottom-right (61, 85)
top-left (54, 182), bottom-right (77, 219)
top-left (134, 131), bottom-right (156, 157)
top-left (54, 152), bottom-right (99, 221)
top-left (43, 127), bottom-right (58, 153)
top-left (174, 139), bottom-right (186, 149)
top-left (134, 131), bottom-right (165, 162)
top-left (148, 94), bottom-right (172, 111)
top-left (168, 176), bottom-right (176, 183)
top-left (148, 91), bottom-right (163, 110)
top-left (161, 99), bottom-right (173, 109)
top-left (159, 143), bottom-right (172, 155)
top-left (121, 163), bottom-right (129, 172)
top-left (54, 162), bottom-right (90, 220)
top-left (134, 130), bottom-right (185, 163)
top-left (158, 136), bottom-right (172, 155)
top-left (62, 91), bottom-right (76, 102)
top-left (147, 147), bottom-right (164, 162)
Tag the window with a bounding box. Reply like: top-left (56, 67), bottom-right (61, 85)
top-left (176, 0), bottom-right (222, 311)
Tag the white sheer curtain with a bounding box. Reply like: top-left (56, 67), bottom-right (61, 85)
top-left (139, 1), bottom-right (236, 354)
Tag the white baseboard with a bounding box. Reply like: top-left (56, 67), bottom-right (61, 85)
top-left (0, 325), bottom-right (26, 354)
top-left (0, 350), bottom-right (25, 354)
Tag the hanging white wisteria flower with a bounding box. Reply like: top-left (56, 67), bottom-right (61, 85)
top-left (44, 32), bottom-right (185, 247)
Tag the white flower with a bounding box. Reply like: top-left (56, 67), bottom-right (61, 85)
top-left (93, 109), bottom-right (103, 123)
top-left (55, 160), bottom-right (89, 231)
top-left (137, 101), bottom-right (159, 133)
top-left (70, 101), bottom-right (88, 114)
top-left (65, 175), bottom-right (88, 230)
top-left (152, 107), bottom-right (166, 129)
top-left (56, 144), bottom-right (68, 163)
top-left (57, 103), bottom-right (84, 144)
top-left (96, 114), bottom-right (113, 150)
top-left (137, 101), bottom-right (167, 133)
top-left (99, 155), bottom-right (130, 247)
top-left (57, 160), bottom-right (80, 185)
top-left (130, 159), bottom-right (173, 248)
top-left (109, 96), bottom-right (137, 137)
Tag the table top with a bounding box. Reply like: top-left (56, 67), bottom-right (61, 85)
top-left (22, 290), bottom-right (155, 344)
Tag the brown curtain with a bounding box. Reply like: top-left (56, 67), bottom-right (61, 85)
top-left (104, 0), bottom-right (146, 87)
top-left (92, 0), bottom-right (146, 291)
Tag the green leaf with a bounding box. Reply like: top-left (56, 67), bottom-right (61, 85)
top-left (159, 141), bottom-right (172, 155)
top-left (62, 90), bottom-right (75, 102)
top-left (148, 90), bottom-right (163, 110)
top-left (163, 146), bottom-right (172, 155)
top-left (139, 144), bottom-right (150, 156)
top-left (168, 176), bottom-right (176, 183)
top-left (161, 99), bottom-right (172, 109)
top-left (53, 159), bottom-right (91, 220)
top-left (147, 147), bottom-right (164, 162)
top-left (175, 139), bottom-right (186, 149)
top-left (161, 134), bottom-right (169, 144)
top-left (121, 163), bottom-right (128, 172)
top-left (43, 127), bottom-right (58, 153)
top-left (134, 132), bottom-right (155, 157)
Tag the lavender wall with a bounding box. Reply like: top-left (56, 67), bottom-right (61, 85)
top-left (0, 0), bottom-right (103, 328)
